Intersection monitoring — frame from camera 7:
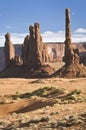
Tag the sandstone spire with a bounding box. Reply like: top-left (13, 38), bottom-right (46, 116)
top-left (64, 8), bottom-right (72, 65)
top-left (22, 35), bottom-right (29, 66)
top-left (34, 23), bottom-right (41, 42)
top-left (64, 8), bottom-right (80, 65)
top-left (65, 8), bottom-right (71, 43)
top-left (4, 33), bottom-right (15, 67)
top-left (22, 23), bottom-right (50, 68)
top-left (58, 8), bottom-right (86, 78)
top-left (29, 25), bottom-right (35, 39)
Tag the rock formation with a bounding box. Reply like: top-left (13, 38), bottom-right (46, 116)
top-left (4, 33), bottom-right (15, 67)
top-left (1, 10), bottom-right (86, 78)
top-left (0, 29), bottom-right (55, 78)
top-left (42, 44), bottom-right (50, 62)
top-left (29, 23), bottom-right (43, 68)
top-left (22, 23), bottom-right (50, 68)
top-left (63, 9), bottom-right (80, 65)
top-left (52, 8), bottom-right (86, 78)
top-left (22, 35), bottom-right (29, 66)
top-left (61, 8), bottom-right (86, 78)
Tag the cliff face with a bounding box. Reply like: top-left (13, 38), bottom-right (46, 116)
top-left (0, 43), bottom-right (86, 71)
top-left (45, 43), bottom-right (65, 62)
top-left (0, 47), bottom-right (5, 71)
top-left (46, 43), bottom-right (86, 63)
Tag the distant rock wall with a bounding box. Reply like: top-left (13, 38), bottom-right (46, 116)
top-left (0, 47), bottom-right (5, 71)
top-left (0, 43), bottom-right (86, 71)
top-left (46, 43), bottom-right (65, 62)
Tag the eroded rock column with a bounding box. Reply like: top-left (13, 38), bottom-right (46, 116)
top-left (64, 9), bottom-right (80, 66)
top-left (4, 33), bottom-right (15, 67)
top-left (22, 23), bottom-right (50, 68)
top-left (22, 35), bottom-right (29, 66)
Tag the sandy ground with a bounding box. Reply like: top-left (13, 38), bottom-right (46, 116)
top-left (0, 78), bottom-right (86, 95)
top-left (0, 78), bottom-right (86, 130)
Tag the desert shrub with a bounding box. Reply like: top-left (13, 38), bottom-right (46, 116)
top-left (12, 86), bottom-right (65, 99)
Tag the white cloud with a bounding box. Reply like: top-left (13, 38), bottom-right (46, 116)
top-left (0, 34), bottom-right (5, 46)
top-left (72, 28), bottom-right (86, 42)
top-left (0, 28), bottom-right (86, 46)
top-left (11, 33), bottom-right (27, 44)
top-left (42, 31), bottom-right (65, 42)
top-left (42, 28), bottom-right (86, 43)
top-left (0, 33), bottom-right (27, 46)
top-left (6, 25), bottom-right (12, 29)
top-left (74, 28), bottom-right (86, 33)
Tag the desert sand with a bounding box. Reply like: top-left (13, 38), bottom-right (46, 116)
top-left (0, 77), bottom-right (86, 130)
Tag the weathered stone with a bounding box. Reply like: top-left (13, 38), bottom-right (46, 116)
top-left (42, 44), bottom-right (50, 62)
top-left (51, 8), bottom-right (86, 78)
top-left (64, 9), bottom-right (80, 66)
top-left (22, 35), bottom-right (29, 66)
top-left (22, 23), bottom-right (50, 68)
top-left (62, 9), bottom-right (86, 78)
top-left (14, 55), bottom-right (22, 65)
top-left (29, 23), bottom-right (42, 68)
top-left (4, 33), bottom-right (15, 67)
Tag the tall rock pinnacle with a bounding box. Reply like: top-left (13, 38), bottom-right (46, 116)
top-left (64, 8), bottom-right (80, 65)
top-left (65, 8), bottom-right (71, 43)
top-left (4, 33), bottom-right (15, 67)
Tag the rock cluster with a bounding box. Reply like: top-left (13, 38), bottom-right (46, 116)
top-left (22, 23), bottom-right (50, 68)
top-left (2, 9), bottom-right (86, 78)
top-left (60, 9), bottom-right (86, 78)
top-left (4, 33), bottom-right (15, 67)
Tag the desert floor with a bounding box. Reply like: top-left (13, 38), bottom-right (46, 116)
top-left (0, 77), bottom-right (86, 130)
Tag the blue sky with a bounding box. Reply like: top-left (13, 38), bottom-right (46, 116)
top-left (0, 0), bottom-right (86, 46)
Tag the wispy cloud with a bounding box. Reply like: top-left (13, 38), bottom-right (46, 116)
top-left (0, 33), bottom-right (27, 46)
top-left (74, 28), bottom-right (86, 33)
top-left (6, 25), bottom-right (13, 29)
top-left (11, 33), bottom-right (27, 44)
top-left (72, 28), bottom-right (86, 42)
top-left (0, 28), bottom-right (86, 46)
top-left (42, 28), bottom-right (86, 43)
top-left (0, 34), bottom-right (5, 46)
top-left (42, 31), bottom-right (65, 42)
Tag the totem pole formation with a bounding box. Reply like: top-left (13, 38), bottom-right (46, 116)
top-left (64, 8), bottom-right (80, 66)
